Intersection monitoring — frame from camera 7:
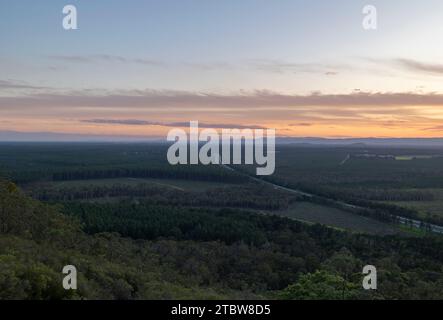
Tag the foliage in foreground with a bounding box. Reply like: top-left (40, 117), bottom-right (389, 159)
top-left (0, 180), bottom-right (442, 299)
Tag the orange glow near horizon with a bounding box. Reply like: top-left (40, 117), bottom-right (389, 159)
top-left (2, 115), bottom-right (443, 139)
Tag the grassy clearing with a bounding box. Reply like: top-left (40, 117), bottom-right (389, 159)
top-left (398, 224), bottom-right (427, 237)
top-left (274, 202), bottom-right (401, 236)
top-left (395, 155), bottom-right (436, 161)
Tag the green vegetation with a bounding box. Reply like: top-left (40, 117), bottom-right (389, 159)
top-left (26, 177), bottom-right (238, 192)
top-left (276, 202), bottom-right (398, 235)
top-left (1, 179), bottom-right (443, 299)
top-left (0, 143), bottom-right (442, 300)
top-left (279, 270), bottom-right (359, 300)
top-left (382, 188), bottom-right (443, 221)
top-left (239, 145), bottom-right (443, 226)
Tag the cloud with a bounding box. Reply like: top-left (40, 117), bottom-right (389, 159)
top-left (365, 57), bottom-right (443, 76)
top-left (81, 119), bottom-right (265, 129)
top-left (1, 89), bottom-right (442, 127)
top-left (181, 61), bottom-right (234, 70)
top-left (46, 55), bottom-right (240, 72)
top-left (47, 54), bottom-right (164, 66)
top-left (0, 80), bottom-right (49, 90)
top-left (46, 55), bottom-right (346, 74)
top-left (249, 59), bottom-right (344, 75)
top-left (394, 58), bottom-right (443, 75)
top-left (422, 125), bottom-right (443, 131)
top-left (2, 89), bottom-right (443, 109)
top-left (82, 119), bottom-right (162, 126)
top-left (289, 123), bottom-right (313, 127)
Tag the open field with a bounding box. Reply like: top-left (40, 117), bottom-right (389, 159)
top-left (274, 202), bottom-right (400, 236)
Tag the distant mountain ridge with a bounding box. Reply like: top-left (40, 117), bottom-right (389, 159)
top-left (1, 130), bottom-right (443, 147)
top-left (276, 137), bottom-right (443, 147)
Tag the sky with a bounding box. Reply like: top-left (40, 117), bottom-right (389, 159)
top-left (1, 0), bottom-right (443, 139)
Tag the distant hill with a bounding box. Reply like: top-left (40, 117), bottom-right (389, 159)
top-left (2, 130), bottom-right (443, 147)
top-left (276, 137), bottom-right (443, 147)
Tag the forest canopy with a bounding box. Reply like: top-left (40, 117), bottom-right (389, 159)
top-left (0, 179), bottom-right (442, 300)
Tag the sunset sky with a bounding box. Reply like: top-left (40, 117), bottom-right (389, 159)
top-left (2, 0), bottom-right (443, 139)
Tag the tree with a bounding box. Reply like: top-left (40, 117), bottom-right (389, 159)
top-left (280, 270), bottom-right (359, 300)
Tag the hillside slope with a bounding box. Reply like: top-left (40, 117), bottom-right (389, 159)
top-left (0, 179), bottom-right (442, 299)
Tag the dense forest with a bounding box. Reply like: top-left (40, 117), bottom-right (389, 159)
top-left (1, 179), bottom-right (442, 299)
top-left (0, 143), bottom-right (442, 299)
top-left (32, 183), bottom-right (297, 211)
